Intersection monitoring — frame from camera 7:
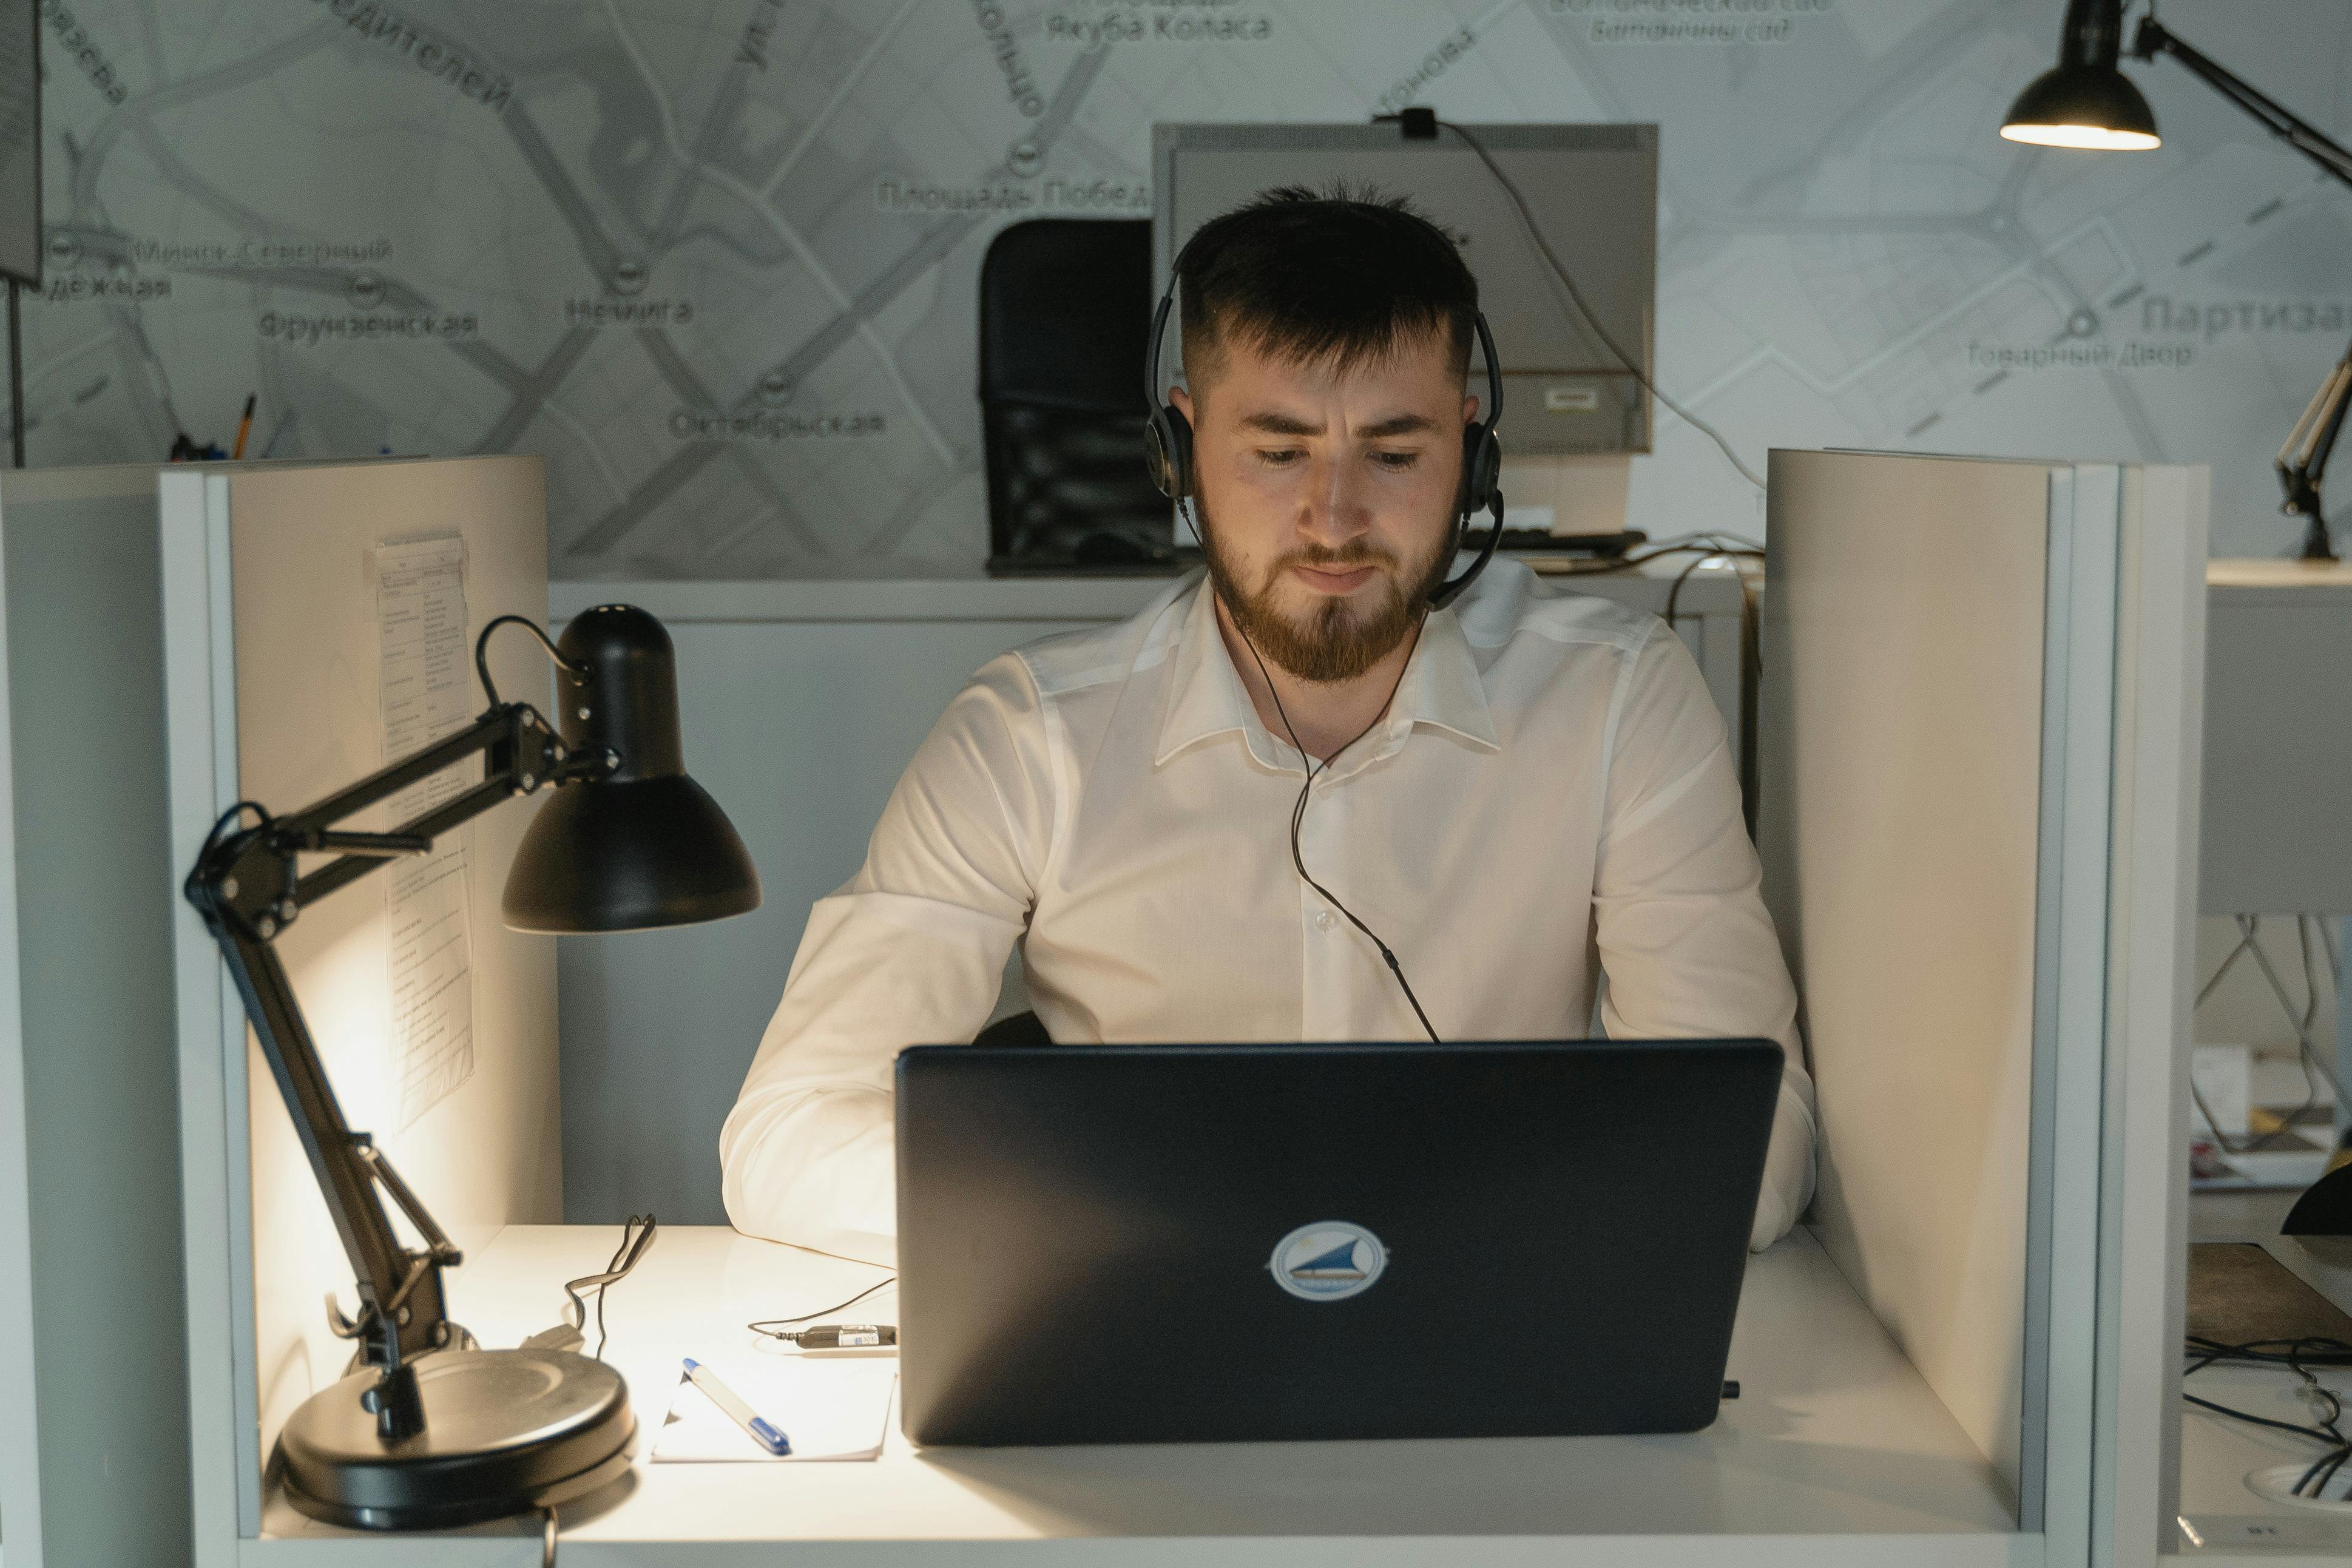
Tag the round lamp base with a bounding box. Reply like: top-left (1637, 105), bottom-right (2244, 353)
top-left (277, 1348), bottom-right (635, 1531)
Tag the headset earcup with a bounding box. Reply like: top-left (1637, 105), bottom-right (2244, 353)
top-left (1146, 404), bottom-right (1195, 500)
top-left (1460, 425), bottom-right (1501, 515)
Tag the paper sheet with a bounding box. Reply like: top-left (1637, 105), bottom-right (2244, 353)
top-left (376, 536), bottom-right (477, 1130)
top-left (652, 1356), bottom-right (897, 1462)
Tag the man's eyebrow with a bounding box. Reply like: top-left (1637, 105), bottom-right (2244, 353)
top-left (1237, 411), bottom-right (1441, 438)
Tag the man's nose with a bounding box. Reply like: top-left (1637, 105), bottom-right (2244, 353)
top-left (1297, 454), bottom-right (1373, 549)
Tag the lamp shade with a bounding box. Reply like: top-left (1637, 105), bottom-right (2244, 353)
top-left (2000, 0), bottom-right (2160, 150)
top-left (2000, 63), bottom-right (2161, 149)
top-left (502, 604), bottom-right (762, 933)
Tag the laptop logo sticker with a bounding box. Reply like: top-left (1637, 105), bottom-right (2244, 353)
top-left (1269, 1221), bottom-right (1387, 1302)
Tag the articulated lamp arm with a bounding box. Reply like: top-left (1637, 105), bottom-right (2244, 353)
top-left (2131, 18), bottom-right (2352, 191)
top-left (180, 626), bottom-right (608, 1438)
top-left (2129, 16), bottom-right (2352, 557)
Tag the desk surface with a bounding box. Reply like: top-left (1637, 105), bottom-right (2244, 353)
top-left (2208, 558), bottom-right (2352, 596)
top-left (2180, 1365), bottom-right (2352, 1562)
top-left (2177, 1238), bottom-right (2352, 1563)
top-left (248, 1225), bottom-right (2018, 1564)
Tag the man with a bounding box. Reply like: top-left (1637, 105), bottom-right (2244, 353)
top-left (721, 188), bottom-right (1814, 1266)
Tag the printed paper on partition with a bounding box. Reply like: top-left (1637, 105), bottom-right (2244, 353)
top-left (376, 535), bottom-right (477, 1130)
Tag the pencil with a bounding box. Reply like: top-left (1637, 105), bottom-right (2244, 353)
top-left (231, 394), bottom-right (256, 460)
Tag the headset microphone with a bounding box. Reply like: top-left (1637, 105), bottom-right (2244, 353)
top-left (1142, 254), bottom-right (1507, 611)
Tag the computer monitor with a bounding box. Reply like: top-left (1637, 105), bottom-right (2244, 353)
top-left (1152, 122), bottom-right (1657, 456)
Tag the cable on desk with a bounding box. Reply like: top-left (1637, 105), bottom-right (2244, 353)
top-left (542, 1504), bottom-right (559, 1568)
top-left (563, 1214), bottom-right (657, 1361)
top-left (1536, 530), bottom-right (1763, 579)
top-left (749, 1274), bottom-right (898, 1341)
top-left (2183, 1336), bottom-right (2352, 1496)
top-left (1662, 551), bottom-right (1715, 628)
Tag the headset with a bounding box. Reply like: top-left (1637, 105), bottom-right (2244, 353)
top-left (1141, 240), bottom-right (1507, 611)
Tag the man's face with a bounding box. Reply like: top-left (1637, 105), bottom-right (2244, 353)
top-left (1172, 327), bottom-right (1476, 684)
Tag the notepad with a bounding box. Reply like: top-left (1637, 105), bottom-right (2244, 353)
top-left (651, 1355), bottom-right (897, 1462)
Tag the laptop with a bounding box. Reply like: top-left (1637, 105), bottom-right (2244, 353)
top-left (894, 1038), bottom-right (1783, 1447)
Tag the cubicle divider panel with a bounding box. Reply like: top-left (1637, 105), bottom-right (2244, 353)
top-left (0, 465), bottom-right (201, 1568)
top-left (163, 468), bottom-right (252, 1558)
top-left (2030, 463), bottom-right (2123, 1562)
top-left (2099, 465), bottom-right (2208, 1564)
top-left (163, 457), bottom-right (557, 1552)
top-left (1760, 449), bottom-right (2056, 1510)
top-left (0, 474), bottom-right (42, 1564)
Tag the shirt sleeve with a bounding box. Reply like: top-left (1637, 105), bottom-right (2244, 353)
top-left (1591, 621), bottom-right (1817, 1251)
top-left (718, 652), bottom-right (1053, 1264)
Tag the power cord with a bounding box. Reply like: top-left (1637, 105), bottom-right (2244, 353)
top-left (2185, 1336), bottom-right (2352, 1498)
top-left (1376, 111), bottom-right (1767, 494)
top-left (748, 1274), bottom-right (898, 1342)
top-left (561, 1214), bottom-right (657, 1361)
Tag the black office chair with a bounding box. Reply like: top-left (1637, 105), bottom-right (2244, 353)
top-left (978, 218), bottom-right (1194, 574)
top-left (974, 1010), bottom-right (1050, 1047)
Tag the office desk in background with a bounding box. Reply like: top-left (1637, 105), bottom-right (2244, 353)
top-left (248, 1222), bottom-right (2013, 1565)
top-left (2200, 558), bottom-right (2352, 917)
top-left (2176, 1236), bottom-right (2352, 1557)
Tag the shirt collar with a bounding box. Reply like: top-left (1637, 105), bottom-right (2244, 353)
top-left (1152, 573), bottom-right (1501, 771)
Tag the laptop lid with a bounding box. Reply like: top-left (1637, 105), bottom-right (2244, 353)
top-left (896, 1038), bottom-right (1783, 1447)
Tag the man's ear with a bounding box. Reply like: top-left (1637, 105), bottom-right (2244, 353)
top-left (1171, 386), bottom-right (1194, 422)
top-left (1462, 393), bottom-right (1480, 425)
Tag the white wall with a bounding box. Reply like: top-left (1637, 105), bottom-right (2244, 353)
top-left (10, 0), bottom-right (2348, 570)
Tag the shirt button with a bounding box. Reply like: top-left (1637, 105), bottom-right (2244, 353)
top-left (1316, 908), bottom-right (1338, 932)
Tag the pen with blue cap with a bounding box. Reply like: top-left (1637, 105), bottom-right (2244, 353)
top-left (682, 1359), bottom-right (789, 1455)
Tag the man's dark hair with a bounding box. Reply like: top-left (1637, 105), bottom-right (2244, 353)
top-left (1175, 184), bottom-right (1476, 393)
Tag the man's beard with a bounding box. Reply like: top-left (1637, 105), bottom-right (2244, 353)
top-left (1192, 499), bottom-right (1451, 684)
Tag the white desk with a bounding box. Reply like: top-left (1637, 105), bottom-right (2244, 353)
top-left (2180, 1360), bottom-right (2352, 1563)
top-left (2176, 1238), bottom-right (2352, 1562)
top-left (247, 1225), bottom-right (2014, 1566)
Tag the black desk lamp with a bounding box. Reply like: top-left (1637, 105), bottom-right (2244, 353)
top-left (183, 604), bottom-right (759, 1530)
top-left (2000, 0), bottom-right (2352, 561)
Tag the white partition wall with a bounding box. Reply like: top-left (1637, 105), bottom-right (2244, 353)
top-left (146, 449), bottom-right (2212, 1565)
top-left (1761, 451), bottom-right (2052, 1494)
top-left (0, 464), bottom-right (217, 1568)
top-left (1760, 450), bottom-right (2208, 1566)
top-left (162, 457), bottom-right (558, 1555)
top-left (0, 476), bottom-right (46, 1566)
top-left (2101, 468), bottom-right (2207, 1566)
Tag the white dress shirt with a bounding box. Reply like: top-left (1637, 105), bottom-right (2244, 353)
top-left (720, 559), bottom-right (1816, 1264)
